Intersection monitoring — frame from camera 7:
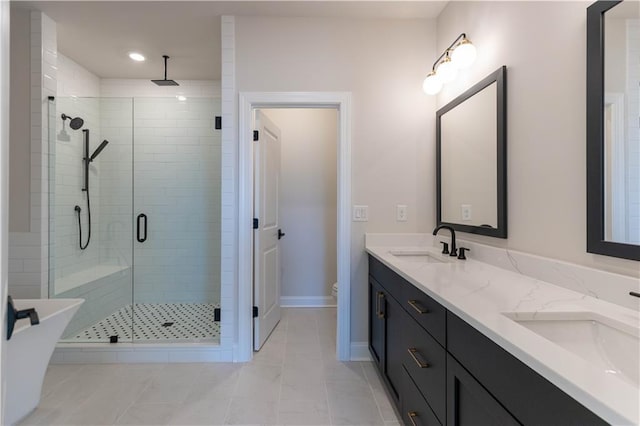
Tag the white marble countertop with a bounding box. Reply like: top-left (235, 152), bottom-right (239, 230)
top-left (366, 235), bottom-right (639, 425)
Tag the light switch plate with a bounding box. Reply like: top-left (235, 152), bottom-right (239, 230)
top-left (353, 205), bottom-right (369, 222)
top-left (396, 205), bottom-right (407, 222)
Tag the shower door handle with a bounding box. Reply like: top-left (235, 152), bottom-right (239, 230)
top-left (137, 214), bottom-right (147, 243)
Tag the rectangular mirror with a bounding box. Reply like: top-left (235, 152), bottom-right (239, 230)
top-left (587, 0), bottom-right (640, 260)
top-left (436, 66), bottom-right (507, 238)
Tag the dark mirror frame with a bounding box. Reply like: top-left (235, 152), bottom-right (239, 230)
top-left (436, 66), bottom-right (507, 238)
top-left (586, 0), bottom-right (640, 261)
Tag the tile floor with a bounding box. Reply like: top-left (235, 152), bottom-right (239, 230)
top-left (67, 303), bottom-right (221, 343)
top-left (19, 308), bottom-right (400, 425)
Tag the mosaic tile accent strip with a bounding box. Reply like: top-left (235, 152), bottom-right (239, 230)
top-left (68, 303), bottom-right (220, 343)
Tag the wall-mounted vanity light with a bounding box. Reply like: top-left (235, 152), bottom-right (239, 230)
top-left (423, 33), bottom-right (477, 95)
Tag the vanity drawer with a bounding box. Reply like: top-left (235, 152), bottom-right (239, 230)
top-left (403, 312), bottom-right (446, 424)
top-left (401, 366), bottom-right (442, 426)
top-left (369, 256), bottom-right (407, 302)
top-left (403, 282), bottom-right (446, 345)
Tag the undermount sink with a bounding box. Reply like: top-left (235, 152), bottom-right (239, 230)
top-left (503, 311), bottom-right (640, 387)
top-left (388, 249), bottom-right (448, 264)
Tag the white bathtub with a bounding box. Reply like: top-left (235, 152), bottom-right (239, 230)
top-left (5, 298), bottom-right (83, 425)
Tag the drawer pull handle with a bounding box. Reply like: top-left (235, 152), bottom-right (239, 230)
top-left (377, 292), bottom-right (385, 319)
top-left (407, 348), bottom-right (429, 368)
top-left (407, 411), bottom-right (418, 426)
top-left (407, 300), bottom-right (428, 314)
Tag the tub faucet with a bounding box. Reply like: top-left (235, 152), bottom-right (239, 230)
top-left (7, 295), bottom-right (39, 340)
top-left (433, 225), bottom-right (458, 257)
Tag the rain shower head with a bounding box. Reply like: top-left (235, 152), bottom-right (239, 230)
top-left (89, 140), bottom-right (109, 162)
top-left (62, 113), bottom-right (84, 130)
top-left (151, 55), bottom-right (179, 86)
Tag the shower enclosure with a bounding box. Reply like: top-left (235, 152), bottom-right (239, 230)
top-left (48, 96), bottom-right (222, 343)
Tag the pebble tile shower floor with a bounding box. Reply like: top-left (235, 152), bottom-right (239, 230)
top-left (69, 303), bottom-right (220, 342)
top-left (20, 308), bottom-right (400, 426)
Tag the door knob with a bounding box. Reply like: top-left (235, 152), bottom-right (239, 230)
top-left (278, 229), bottom-right (286, 240)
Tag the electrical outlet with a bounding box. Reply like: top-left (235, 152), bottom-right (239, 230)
top-left (397, 205), bottom-right (407, 222)
top-left (353, 205), bottom-right (369, 222)
top-left (461, 204), bottom-right (472, 221)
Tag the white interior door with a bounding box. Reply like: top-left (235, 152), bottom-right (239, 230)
top-left (253, 110), bottom-right (282, 350)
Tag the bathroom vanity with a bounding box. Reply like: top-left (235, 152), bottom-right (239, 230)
top-left (366, 235), bottom-right (639, 425)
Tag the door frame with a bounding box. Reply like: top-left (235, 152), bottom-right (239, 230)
top-left (604, 92), bottom-right (625, 242)
top-left (0, 0), bottom-right (9, 422)
top-left (238, 92), bottom-right (352, 362)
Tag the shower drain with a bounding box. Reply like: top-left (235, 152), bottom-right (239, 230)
top-left (70, 303), bottom-right (221, 342)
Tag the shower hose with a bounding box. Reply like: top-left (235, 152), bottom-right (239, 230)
top-left (75, 190), bottom-right (91, 250)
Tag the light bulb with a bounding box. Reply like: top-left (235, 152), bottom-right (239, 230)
top-left (436, 56), bottom-right (457, 84)
top-left (422, 72), bottom-right (443, 95)
top-left (451, 39), bottom-right (476, 69)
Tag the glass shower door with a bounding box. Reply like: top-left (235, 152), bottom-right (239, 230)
top-left (49, 97), bottom-right (134, 343)
top-left (132, 97), bottom-right (221, 343)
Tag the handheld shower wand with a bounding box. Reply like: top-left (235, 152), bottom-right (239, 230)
top-left (75, 130), bottom-right (109, 250)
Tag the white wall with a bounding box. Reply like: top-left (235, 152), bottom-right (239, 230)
top-left (436, 1), bottom-right (639, 278)
top-left (236, 17), bottom-right (436, 342)
top-left (8, 5), bottom-right (30, 232)
top-left (261, 108), bottom-right (337, 304)
top-left (57, 53), bottom-right (100, 97)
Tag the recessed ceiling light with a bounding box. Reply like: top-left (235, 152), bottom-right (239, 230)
top-left (177, 95), bottom-right (187, 101)
top-left (129, 52), bottom-right (145, 62)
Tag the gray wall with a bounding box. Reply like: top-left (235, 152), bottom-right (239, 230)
top-left (236, 16), bottom-right (437, 343)
top-left (436, 1), bottom-right (639, 278)
top-left (262, 108), bottom-right (338, 302)
top-left (8, 5), bottom-right (30, 232)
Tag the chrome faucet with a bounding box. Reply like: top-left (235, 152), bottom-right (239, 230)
top-left (433, 225), bottom-right (458, 257)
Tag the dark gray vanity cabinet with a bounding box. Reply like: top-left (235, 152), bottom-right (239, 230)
top-left (368, 255), bottom-right (608, 426)
top-left (368, 274), bottom-right (408, 404)
top-left (368, 274), bottom-right (405, 404)
top-left (446, 354), bottom-right (519, 426)
top-left (447, 313), bottom-right (608, 426)
top-left (369, 256), bottom-right (444, 424)
top-left (368, 277), bottom-right (385, 371)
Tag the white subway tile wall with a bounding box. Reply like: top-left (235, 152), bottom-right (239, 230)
top-left (59, 268), bottom-right (132, 338)
top-left (53, 97), bottom-right (102, 281)
top-left (132, 97), bottom-right (221, 304)
top-left (627, 20), bottom-right (639, 243)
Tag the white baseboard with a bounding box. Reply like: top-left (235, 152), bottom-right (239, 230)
top-left (280, 296), bottom-right (336, 307)
top-left (350, 342), bottom-right (372, 361)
